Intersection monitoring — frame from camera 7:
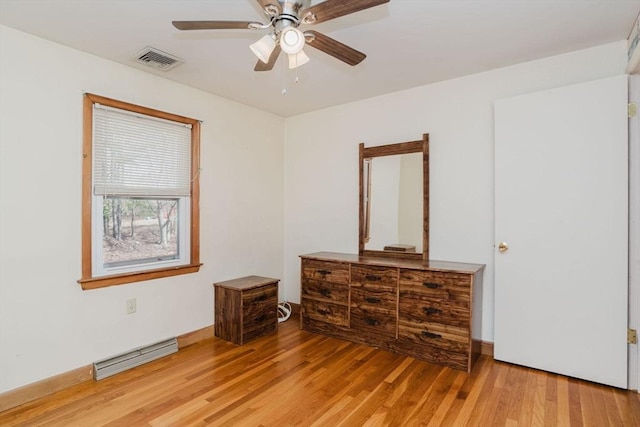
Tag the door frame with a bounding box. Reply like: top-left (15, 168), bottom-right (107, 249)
top-left (630, 74), bottom-right (640, 392)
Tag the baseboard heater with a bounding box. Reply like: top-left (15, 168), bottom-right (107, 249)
top-left (93, 337), bottom-right (178, 380)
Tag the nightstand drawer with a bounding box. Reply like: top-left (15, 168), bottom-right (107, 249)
top-left (242, 283), bottom-right (278, 305)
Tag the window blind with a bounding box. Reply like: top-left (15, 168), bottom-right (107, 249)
top-left (93, 104), bottom-right (192, 196)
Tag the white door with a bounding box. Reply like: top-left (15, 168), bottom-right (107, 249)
top-left (494, 75), bottom-right (628, 388)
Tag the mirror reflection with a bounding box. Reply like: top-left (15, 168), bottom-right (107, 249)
top-left (364, 152), bottom-right (423, 253)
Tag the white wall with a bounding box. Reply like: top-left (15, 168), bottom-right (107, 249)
top-left (283, 41), bottom-right (628, 341)
top-left (0, 25), bottom-right (284, 393)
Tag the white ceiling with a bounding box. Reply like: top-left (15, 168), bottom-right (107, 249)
top-left (1, 0), bottom-right (638, 117)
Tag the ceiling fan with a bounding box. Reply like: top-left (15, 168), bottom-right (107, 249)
top-left (172, 0), bottom-right (390, 71)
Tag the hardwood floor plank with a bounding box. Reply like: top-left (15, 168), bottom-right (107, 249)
top-left (503, 364), bottom-right (529, 424)
top-left (437, 354), bottom-right (489, 425)
top-left (478, 363), bottom-right (512, 427)
top-left (425, 370), bottom-right (467, 426)
top-left (556, 375), bottom-right (571, 426)
top-left (613, 387), bottom-right (640, 426)
top-left (530, 371), bottom-right (547, 426)
top-left (568, 378), bottom-right (585, 427)
top-left (517, 366), bottom-right (539, 426)
top-left (448, 355), bottom-right (493, 425)
top-left (604, 396), bottom-right (624, 426)
top-left (544, 373), bottom-right (558, 427)
top-left (580, 381), bottom-right (610, 427)
top-left (1, 320), bottom-right (639, 427)
top-left (367, 361), bottom-right (442, 426)
top-left (462, 359), bottom-right (502, 425)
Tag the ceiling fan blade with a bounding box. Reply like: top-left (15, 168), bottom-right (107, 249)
top-left (255, 0), bottom-right (282, 13)
top-left (254, 45), bottom-right (282, 71)
top-left (305, 31), bottom-right (366, 66)
top-left (302, 0), bottom-right (389, 24)
top-left (172, 21), bottom-right (259, 30)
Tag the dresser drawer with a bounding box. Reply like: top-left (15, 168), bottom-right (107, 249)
top-left (301, 279), bottom-right (349, 304)
top-left (302, 298), bottom-right (349, 327)
top-left (351, 288), bottom-right (396, 309)
top-left (399, 269), bottom-right (471, 303)
top-left (351, 306), bottom-right (397, 337)
top-left (398, 320), bottom-right (469, 353)
top-left (351, 264), bottom-right (398, 291)
top-left (302, 260), bottom-right (350, 285)
top-left (399, 297), bottom-right (469, 327)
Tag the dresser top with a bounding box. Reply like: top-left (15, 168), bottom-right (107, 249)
top-left (213, 275), bottom-right (279, 290)
top-left (300, 252), bottom-right (485, 274)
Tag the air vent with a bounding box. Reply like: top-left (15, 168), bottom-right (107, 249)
top-left (134, 47), bottom-right (184, 71)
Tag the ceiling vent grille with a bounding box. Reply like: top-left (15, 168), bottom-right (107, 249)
top-left (134, 47), bottom-right (184, 71)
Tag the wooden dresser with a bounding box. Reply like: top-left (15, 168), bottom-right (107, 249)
top-left (300, 252), bottom-right (484, 372)
top-left (214, 275), bottom-right (279, 345)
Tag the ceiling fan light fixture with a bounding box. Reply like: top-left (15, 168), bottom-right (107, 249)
top-left (250, 34), bottom-right (276, 63)
top-left (288, 49), bottom-right (310, 69)
top-left (280, 27), bottom-right (305, 54)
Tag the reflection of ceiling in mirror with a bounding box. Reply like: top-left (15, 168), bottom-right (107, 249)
top-left (365, 152), bottom-right (423, 252)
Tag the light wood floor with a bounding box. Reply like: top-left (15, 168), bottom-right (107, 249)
top-left (1, 320), bottom-right (639, 426)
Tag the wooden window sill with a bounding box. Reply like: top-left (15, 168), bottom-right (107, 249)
top-left (78, 263), bottom-right (202, 290)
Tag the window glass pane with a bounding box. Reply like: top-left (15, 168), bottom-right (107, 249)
top-left (102, 197), bottom-right (179, 268)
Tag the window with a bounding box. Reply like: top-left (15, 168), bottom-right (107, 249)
top-left (79, 94), bottom-right (201, 290)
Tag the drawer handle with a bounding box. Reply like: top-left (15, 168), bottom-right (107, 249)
top-left (319, 289), bottom-right (331, 297)
top-left (365, 317), bottom-right (381, 326)
top-left (254, 314), bottom-right (267, 323)
top-left (423, 307), bottom-right (442, 315)
top-left (317, 269), bottom-right (331, 275)
top-left (365, 297), bottom-right (381, 304)
top-left (421, 331), bottom-right (442, 339)
top-left (365, 274), bottom-right (382, 282)
top-left (253, 294), bottom-right (268, 302)
top-left (317, 309), bottom-right (330, 316)
top-left (423, 282), bottom-right (442, 289)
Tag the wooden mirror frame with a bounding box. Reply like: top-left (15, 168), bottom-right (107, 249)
top-left (359, 133), bottom-right (429, 261)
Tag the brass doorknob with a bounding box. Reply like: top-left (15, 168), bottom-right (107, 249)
top-left (498, 242), bottom-right (509, 253)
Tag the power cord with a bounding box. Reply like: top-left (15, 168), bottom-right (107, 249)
top-left (278, 302), bottom-right (292, 323)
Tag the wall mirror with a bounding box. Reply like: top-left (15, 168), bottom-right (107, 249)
top-left (359, 134), bottom-right (429, 260)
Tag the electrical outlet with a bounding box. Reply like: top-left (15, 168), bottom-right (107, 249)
top-left (126, 298), bottom-right (137, 314)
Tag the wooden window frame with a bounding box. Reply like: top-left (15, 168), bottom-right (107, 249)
top-left (78, 93), bottom-right (201, 290)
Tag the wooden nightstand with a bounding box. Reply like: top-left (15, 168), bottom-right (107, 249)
top-left (214, 275), bottom-right (279, 345)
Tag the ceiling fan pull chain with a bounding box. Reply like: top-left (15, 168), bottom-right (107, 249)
top-left (281, 57), bottom-right (288, 95)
